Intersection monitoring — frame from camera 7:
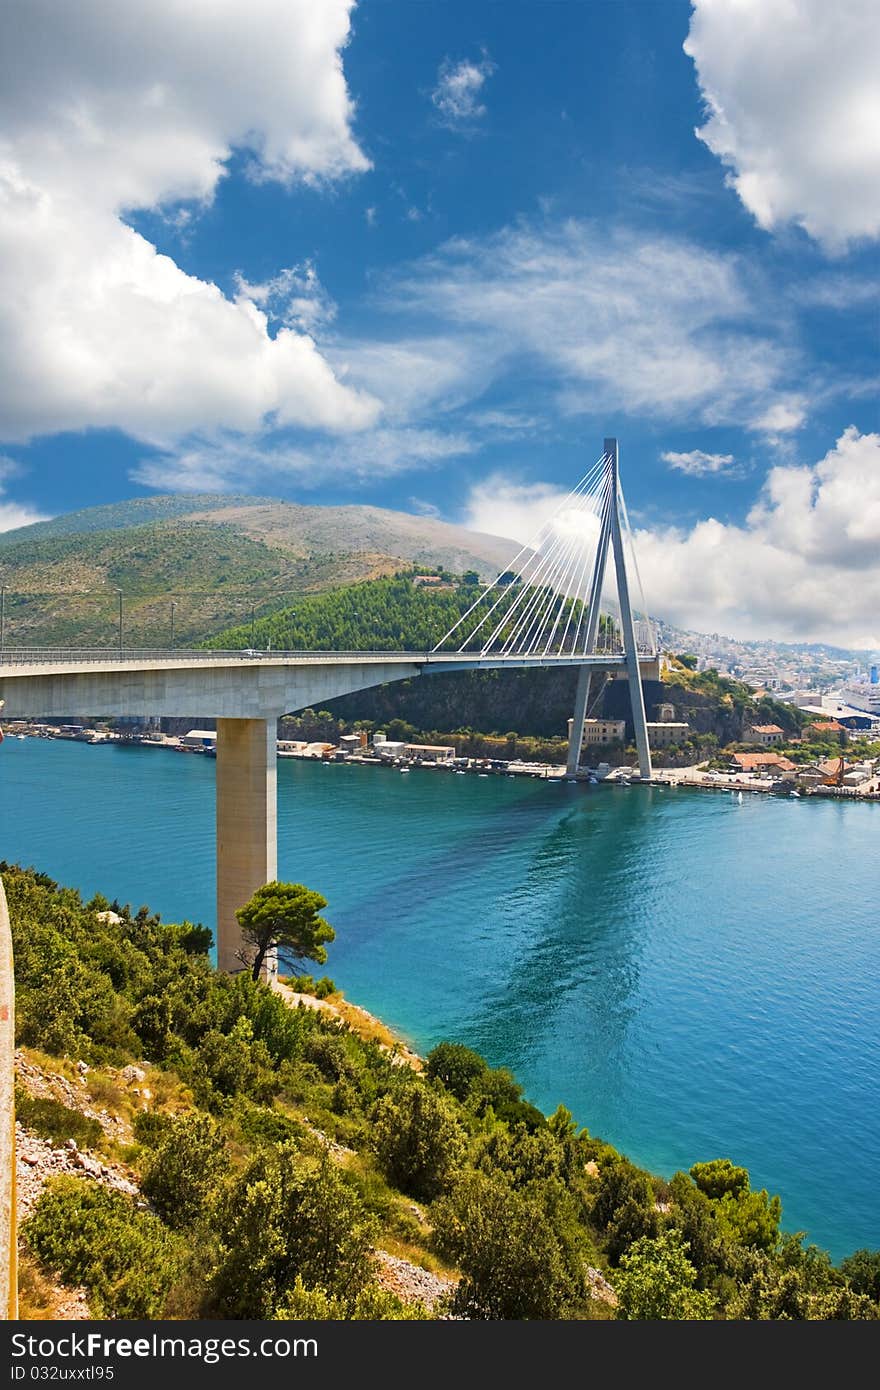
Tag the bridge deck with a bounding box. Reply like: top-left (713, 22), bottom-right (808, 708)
top-left (0, 648), bottom-right (654, 678)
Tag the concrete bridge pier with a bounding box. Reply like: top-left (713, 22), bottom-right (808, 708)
top-left (216, 718), bottom-right (278, 978)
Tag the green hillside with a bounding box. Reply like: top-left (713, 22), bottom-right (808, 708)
top-left (0, 495), bottom-right (520, 648)
top-left (9, 862), bottom-right (877, 1321)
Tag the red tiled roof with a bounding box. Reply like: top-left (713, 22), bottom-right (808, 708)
top-left (730, 752), bottom-right (794, 770)
top-left (749, 724), bottom-right (784, 734)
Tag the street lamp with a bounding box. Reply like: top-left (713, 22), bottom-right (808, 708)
top-left (251, 604), bottom-right (256, 650)
top-left (0, 585), bottom-right (6, 661)
top-left (116, 589), bottom-right (123, 658)
top-left (170, 599), bottom-right (176, 649)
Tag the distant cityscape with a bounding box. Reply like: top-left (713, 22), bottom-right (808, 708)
top-left (656, 620), bottom-right (880, 719)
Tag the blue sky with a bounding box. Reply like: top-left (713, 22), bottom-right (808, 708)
top-left (0, 0), bottom-right (878, 644)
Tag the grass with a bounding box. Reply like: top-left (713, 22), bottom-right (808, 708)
top-left (17, 1255), bottom-right (84, 1320)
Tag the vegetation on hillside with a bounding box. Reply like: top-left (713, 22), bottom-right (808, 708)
top-left (0, 495), bottom-right (516, 648)
top-left (0, 521), bottom-right (404, 648)
top-left (6, 862), bottom-right (878, 1321)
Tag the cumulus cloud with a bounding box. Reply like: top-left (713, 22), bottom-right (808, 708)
top-left (685, 0), bottom-right (880, 252)
top-left (464, 428), bottom-right (880, 647)
top-left (431, 56), bottom-right (495, 127)
top-left (662, 449), bottom-right (736, 476)
top-left (0, 0), bottom-right (376, 446)
top-left (378, 220), bottom-right (801, 429)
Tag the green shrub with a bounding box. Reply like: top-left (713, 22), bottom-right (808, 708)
top-left (141, 1113), bottom-right (227, 1229)
top-left (614, 1230), bottom-right (716, 1320)
top-left (274, 1276), bottom-right (430, 1320)
top-left (14, 1087), bottom-right (103, 1151)
top-left (206, 1148), bottom-right (376, 1318)
top-left (433, 1170), bottom-right (585, 1319)
top-left (370, 1083), bottom-right (466, 1202)
top-left (23, 1177), bottom-right (184, 1318)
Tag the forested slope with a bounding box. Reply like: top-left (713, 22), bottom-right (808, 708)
top-left (6, 863), bottom-right (878, 1321)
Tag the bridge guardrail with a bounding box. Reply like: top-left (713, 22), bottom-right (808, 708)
top-left (0, 646), bottom-right (656, 666)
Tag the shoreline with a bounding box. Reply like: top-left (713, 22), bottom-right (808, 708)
top-left (6, 723), bottom-right (880, 801)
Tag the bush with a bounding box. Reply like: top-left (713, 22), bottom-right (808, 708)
top-left (275, 1276), bottom-right (430, 1320)
top-left (840, 1249), bottom-right (880, 1303)
top-left (141, 1113), bottom-right (227, 1229)
top-left (614, 1230), bottom-right (716, 1320)
top-left (206, 1148), bottom-right (376, 1318)
top-left (14, 1087), bottom-right (103, 1151)
top-left (370, 1083), bottom-right (466, 1201)
top-left (426, 1042), bottom-right (488, 1101)
top-left (23, 1177), bottom-right (184, 1318)
top-left (433, 1170), bottom-right (584, 1319)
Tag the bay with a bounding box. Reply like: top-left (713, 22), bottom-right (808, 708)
top-left (1, 735), bottom-right (878, 1261)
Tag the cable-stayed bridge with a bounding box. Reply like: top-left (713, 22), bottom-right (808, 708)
top-left (0, 439), bottom-right (658, 971)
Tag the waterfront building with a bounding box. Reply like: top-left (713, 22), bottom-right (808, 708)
top-left (746, 724), bottom-right (785, 746)
top-left (183, 728), bottom-right (217, 750)
top-left (339, 733), bottom-right (367, 754)
top-left (403, 743), bottom-right (455, 763)
top-left (568, 717), bottom-right (626, 747)
top-left (729, 752), bottom-right (796, 776)
top-left (646, 721), bottom-right (690, 747)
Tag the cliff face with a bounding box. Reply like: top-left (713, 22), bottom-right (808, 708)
top-left (324, 669), bottom-right (799, 747)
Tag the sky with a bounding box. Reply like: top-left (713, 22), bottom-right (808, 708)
top-left (0, 0), bottom-right (878, 647)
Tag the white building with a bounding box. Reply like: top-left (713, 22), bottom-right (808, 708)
top-left (183, 728), bottom-right (217, 749)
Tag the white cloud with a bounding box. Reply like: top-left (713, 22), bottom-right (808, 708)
top-left (662, 449), bottom-right (736, 476)
top-left (463, 428), bottom-right (880, 647)
top-left (685, 0), bottom-right (880, 252)
top-left (465, 475), bottom-right (579, 546)
top-left (750, 400), bottom-right (805, 435)
top-left (327, 336), bottom-right (490, 421)
top-left (0, 0), bottom-right (376, 446)
top-left (0, 457), bottom-right (48, 532)
top-left (133, 426), bottom-right (474, 493)
top-left (0, 501), bottom-right (49, 533)
top-left (233, 263), bottom-right (337, 335)
top-left (431, 56), bottom-right (495, 127)
top-left (381, 221), bottom-right (801, 428)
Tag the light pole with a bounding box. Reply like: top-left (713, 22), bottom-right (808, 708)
top-left (251, 604), bottom-right (256, 650)
top-left (116, 589), bottom-right (123, 658)
top-left (170, 600), bottom-right (176, 649)
top-left (0, 586), bottom-right (5, 661)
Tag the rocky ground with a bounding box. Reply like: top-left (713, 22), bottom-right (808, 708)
top-left (373, 1250), bottom-right (456, 1312)
top-left (15, 1125), bottom-right (140, 1219)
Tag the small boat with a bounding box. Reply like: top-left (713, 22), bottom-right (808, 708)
top-left (455, 770), bottom-right (466, 776)
top-left (789, 790), bottom-right (800, 798)
top-left (399, 767), bottom-right (410, 774)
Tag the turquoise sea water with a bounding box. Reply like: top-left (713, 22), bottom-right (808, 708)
top-left (1, 736), bottom-right (878, 1260)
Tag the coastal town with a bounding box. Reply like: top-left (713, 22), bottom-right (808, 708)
top-left (6, 706), bottom-right (879, 800)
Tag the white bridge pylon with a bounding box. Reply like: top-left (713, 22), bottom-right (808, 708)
top-left (434, 437), bottom-right (654, 779)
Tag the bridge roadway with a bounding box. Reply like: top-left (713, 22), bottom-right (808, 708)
top-left (0, 647), bottom-right (660, 974)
